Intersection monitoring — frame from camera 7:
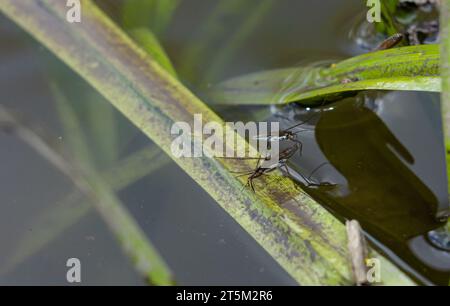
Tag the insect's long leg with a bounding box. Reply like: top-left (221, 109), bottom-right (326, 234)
top-left (229, 156), bottom-right (263, 192)
top-left (299, 171), bottom-right (315, 186)
top-left (284, 118), bottom-right (315, 132)
top-left (251, 178), bottom-right (256, 193)
top-left (255, 115), bottom-right (316, 145)
top-left (307, 162), bottom-right (331, 180)
top-left (217, 156), bottom-right (266, 160)
top-left (288, 138), bottom-right (303, 157)
top-left (255, 155), bottom-right (263, 169)
top-left (222, 154), bottom-right (268, 179)
top-left (281, 163), bottom-right (291, 176)
top-left (233, 171), bottom-right (255, 177)
top-left (279, 142), bottom-right (300, 160)
top-left (292, 129), bottom-right (313, 135)
top-left (240, 179), bottom-right (250, 192)
top-left (245, 176), bottom-right (255, 193)
top-left (284, 101), bottom-right (326, 132)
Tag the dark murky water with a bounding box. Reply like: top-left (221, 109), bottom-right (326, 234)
top-left (275, 92), bottom-right (450, 284)
top-left (0, 0), bottom-right (448, 285)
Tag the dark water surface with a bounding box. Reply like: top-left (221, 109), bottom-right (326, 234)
top-left (277, 92), bottom-right (450, 285)
top-left (0, 0), bottom-right (448, 285)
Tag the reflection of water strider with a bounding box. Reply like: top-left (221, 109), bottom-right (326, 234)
top-left (285, 95), bottom-right (449, 284)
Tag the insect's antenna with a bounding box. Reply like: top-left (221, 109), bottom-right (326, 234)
top-left (292, 129), bottom-right (314, 135)
top-left (284, 114), bottom-right (317, 131)
top-left (308, 162), bottom-right (331, 180)
top-left (285, 100), bottom-right (327, 132)
top-left (216, 156), bottom-right (262, 160)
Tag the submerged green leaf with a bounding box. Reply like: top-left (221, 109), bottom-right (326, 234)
top-left (200, 0), bottom-right (274, 83)
top-left (122, 0), bottom-right (180, 35)
top-left (129, 28), bottom-right (177, 78)
top-left (209, 45), bottom-right (440, 106)
top-left (52, 83), bottom-right (173, 285)
top-left (3, 145), bottom-right (170, 277)
top-left (375, 0), bottom-right (401, 36)
top-left (85, 92), bottom-right (119, 168)
top-left (178, 0), bottom-right (257, 82)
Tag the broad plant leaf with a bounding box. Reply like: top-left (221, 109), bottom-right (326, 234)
top-left (209, 45), bottom-right (439, 106)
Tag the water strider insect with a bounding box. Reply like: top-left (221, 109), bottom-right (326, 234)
top-left (254, 127), bottom-right (307, 157)
top-left (254, 111), bottom-right (321, 156)
top-left (230, 106), bottom-right (329, 192)
top-left (233, 143), bottom-right (301, 192)
top-left (232, 143), bottom-right (328, 192)
top-left (374, 33), bottom-right (404, 51)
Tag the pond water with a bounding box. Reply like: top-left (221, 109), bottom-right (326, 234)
top-left (0, 0), bottom-right (448, 285)
top-left (277, 92), bottom-right (450, 285)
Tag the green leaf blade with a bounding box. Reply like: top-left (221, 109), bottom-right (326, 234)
top-left (209, 45), bottom-right (440, 106)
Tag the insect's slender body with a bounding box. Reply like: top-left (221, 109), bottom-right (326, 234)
top-left (254, 115), bottom-right (318, 158)
top-left (238, 144), bottom-right (298, 192)
top-left (237, 143), bottom-right (326, 192)
top-left (255, 130), bottom-right (304, 153)
top-left (234, 111), bottom-right (327, 191)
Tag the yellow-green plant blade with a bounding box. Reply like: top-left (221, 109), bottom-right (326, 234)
top-left (0, 0), bottom-right (414, 285)
top-left (209, 45), bottom-right (440, 106)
